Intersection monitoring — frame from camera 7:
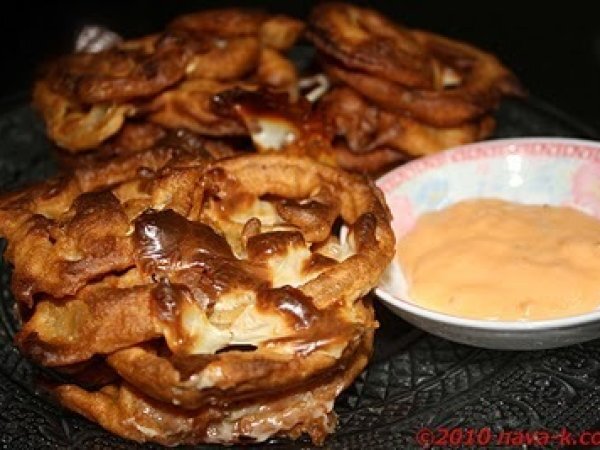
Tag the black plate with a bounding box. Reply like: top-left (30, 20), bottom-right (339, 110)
top-left (2, 97), bottom-right (600, 450)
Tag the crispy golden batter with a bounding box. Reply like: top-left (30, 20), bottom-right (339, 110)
top-left (256, 47), bottom-right (299, 99)
top-left (33, 8), bottom-right (305, 153)
top-left (185, 36), bottom-right (261, 81)
top-left (0, 154), bottom-right (214, 307)
top-left (55, 123), bottom-right (239, 191)
top-left (0, 154), bottom-right (393, 445)
top-left (45, 33), bottom-right (190, 104)
top-left (168, 8), bottom-right (269, 38)
top-left (309, 3), bottom-right (525, 128)
top-left (260, 15), bottom-right (306, 51)
top-left (169, 8), bottom-right (304, 51)
top-left (140, 79), bottom-right (250, 135)
top-left (333, 143), bottom-right (411, 174)
top-left (53, 323), bottom-right (372, 445)
top-left (321, 87), bottom-right (495, 161)
top-left (32, 79), bottom-right (133, 151)
top-left (307, 2), bottom-right (435, 88)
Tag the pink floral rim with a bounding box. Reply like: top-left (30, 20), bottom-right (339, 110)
top-left (377, 137), bottom-right (600, 194)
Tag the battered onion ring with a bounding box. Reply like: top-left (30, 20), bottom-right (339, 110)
top-left (259, 15), bottom-right (306, 51)
top-left (185, 36), bottom-right (261, 80)
top-left (140, 79), bottom-right (249, 135)
top-left (321, 87), bottom-right (495, 159)
top-left (323, 25), bottom-right (524, 127)
top-left (52, 325), bottom-right (373, 446)
top-left (169, 8), bottom-right (305, 51)
top-left (45, 33), bottom-right (190, 104)
top-left (97, 289), bottom-right (372, 410)
top-left (2, 155), bottom-right (391, 446)
top-left (4, 154), bottom-right (393, 355)
top-left (0, 159), bottom-right (209, 307)
top-left (324, 62), bottom-right (485, 127)
top-left (255, 47), bottom-right (299, 99)
top-left (168, 8), bottom-right (269, 38)
top-left (32, 80), bottom-right (133, 152)
top-left (307, 2), bottom-right (435, 88)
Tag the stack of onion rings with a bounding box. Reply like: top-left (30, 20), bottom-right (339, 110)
top-left (33, 8), bottom-right (306, 157)
top-left (0, 154), bottom-right (394, 445)
top-left (307, 2), bottom-right (525, 172)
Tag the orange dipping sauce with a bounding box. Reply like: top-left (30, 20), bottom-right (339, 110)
top-left (396, 199), bottom-right (600, 320)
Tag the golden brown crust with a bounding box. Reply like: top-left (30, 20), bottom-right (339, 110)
top-left (169, 8), bottom-right (305, 51)
top-left (16, 283), bottom-right (160, 366)
top-left (0, 188), bottom-right (135, 306)
top-left (32, 80), bottom-right (133, 152)
top-left (33, 9), bottom-right (306, 153)
top-left (260, 15), bottom-right (306, 51)
top-left (44, 33), bottom-right (190, 104)
top-left (185, 36), bottom-right (261, 81)
top-left (139, 79), bottom-right (251, 135)
top-left (324, 62), bottom-right (487, 127)
top-left (321, 86), bottom-right (495, 161)
top-left (1, 154), bottom-right (392, 445)
top-left (53, 315), bottom-right (374, 446)
top-left (309, 2), bottom-right (525, 128)
top-left (168, 8), bottom-right (269, 38)
top-left (333, 143), bottom-right (411, 174)
top-left (307, 2), bottom-right (435, 88)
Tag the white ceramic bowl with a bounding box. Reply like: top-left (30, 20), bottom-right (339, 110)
top-left (375, 137), bottom-right (600, 350)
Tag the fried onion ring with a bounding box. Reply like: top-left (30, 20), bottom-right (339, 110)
top-left (168, 8), bottom-right (269, 38)
top-left (322, 25), bottom-right (524, 127)
top-left (332, 143), bottom-right (411, 174)
top-left (1, 154), bottom-right (392, 445)
top-left (169, 8), bottom-right (305, 51)
top-left (44, 33), bottom-right (190, 104)
top-left (323, 61), bottom-right (486, 127)
top-left (321, 87), bottom-right (495, 158)
top-left (310, 3), bottom-right (525, 127)
top-left (185, 36), bottom-right (261, 80)
top-left (139, 79), bottom-right (249, 135)
top-left (52, 324), bottom-right (373, 445)
top-left (307, 2), bottom-right (435, 88)
top-left (255, 47), bottom-right (299, 99)
top-left (32, 80), bottom-right (133, 152)
top-left (259, 15), bottom-right (306, 51)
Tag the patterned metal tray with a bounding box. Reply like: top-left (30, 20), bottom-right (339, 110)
top-left (1, 97), bottom-right (600, 450)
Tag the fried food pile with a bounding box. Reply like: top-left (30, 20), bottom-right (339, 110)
top-left (32, 3), bottom-right (526, 176)
top-left (307, 3), bottom-right (526, 172)
top-left (33, 8), bottom-right (308, 156)
top-left (0, 152), bottom-right (394, 445)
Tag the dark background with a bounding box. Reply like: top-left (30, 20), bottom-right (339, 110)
top-left (1, 1), bottom-right (599, 132)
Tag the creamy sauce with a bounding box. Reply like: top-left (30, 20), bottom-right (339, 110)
top-left (396, 199), bottom-right (600, 320)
